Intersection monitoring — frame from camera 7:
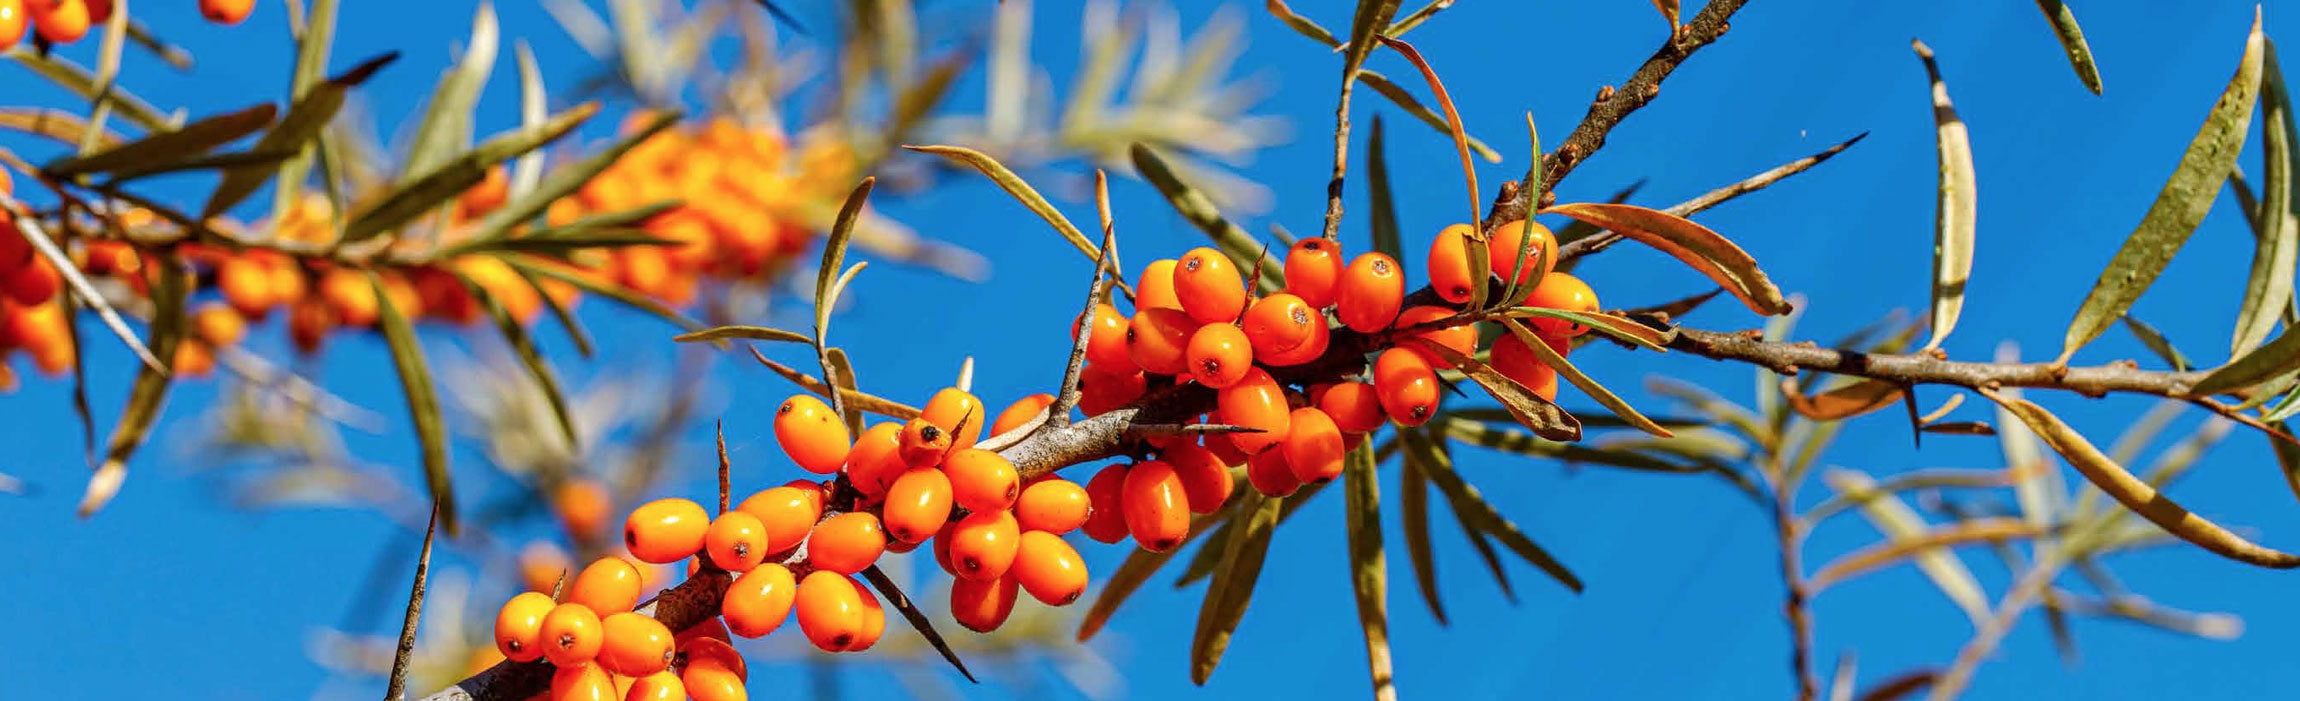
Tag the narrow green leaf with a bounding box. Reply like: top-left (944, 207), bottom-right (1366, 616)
top-left (1819, 469), bottom-right (1990, 624)
top-left (746, 348), bottom-right (922, 421)
top-left (1405, 427), bottom-right (1582, 592)
top-left (2235, 39), bottom-right (2298, 357)
top-left (1129, 144), bottom-right (1283, 291)
top-left (1807, 519), bottom-right (2043, 591)
top-left (272, 0), bottom-right (341, 211)
top-left (1358, 71), bottom-right (1501, 162)
top-left (463, 272), bottom-right (579, 451)
top-left (469, 110), bottom-right (681, 243)
top-left (1409, 339), bottom-right (1582, 441)
top-left (1494, 320), bottom-right (1671, 437)
top-left (202, 52), bottom-right (396, 220)
top-left (7, 48), bottom-right (174, 131)
top-left (1501, 114), bottom-right (1545, 307)
top-left (403, 3), bottom-right (499, 178)
top-left (511, 264), bottom-right (593, 358)
top-left (507, 257), bottom-right (703, 332)
top-left (1504, 307), bottom-right (1674, 351)
top-left (2192, 323), bottom-right (2300, 396)
top-left (44, 103), bottom-right (275, 177)
top-left (2033, 0), bottom-right (2105, 95)
top-left (1374, 34), bottom-right (1479, 226)
top-left (827, 348), bottom-right (865, 436)
top-left (102, 147), bottom-right (303, 184)
top-left (1341, 0), bottom-right (1404, 85)
top-left (79, 256), bottom-right (187, 518)
top-left (814, 179), bottom-right (873, 424)
top-left (1398, 453), bottom-right (1445, 625)
top-left (1341, 442), bottom-right (1396, 701)
top-left (371, 272), bottom-right (457, 534)
top-left (1190, 490), bottom-right (1285, 685)
top-left (343, 103), bottom-right (598, 244)
top-left (904, 144), bottom-right (1106, 275)
top-left (1366, 115), bottom-right (1403, 259)
top-left (2120, 314), bottom-right (2193, 371)
top-left (1913, 40), bottom-right (1978, 352)
top-left (1540, 202), bottom-right (1794, 315)
top-left (2060, 13), bottom-right (2263, 363)
top-left (2270, 420), bottom-right (2300, 506)
top-left (1080, 544), bottom-right (1189, 642)
top-left (674, 325), bottom-right (814, 345)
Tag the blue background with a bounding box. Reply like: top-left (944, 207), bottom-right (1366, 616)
top-left (2, 1), bottom-right (2294, 699)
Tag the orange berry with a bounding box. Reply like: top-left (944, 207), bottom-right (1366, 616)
top-left (316, 268), bottom-right (380, 327)
top-left (1121, 460), bottom-right (1189, 551)
top-left (1487, 219), bottom-right (1557, 286)
top-left (171, 341), bottom-right (216, 379)
top-left (461, 165), bottom-right (511, 216)
top-left (1318, 381), bottom-right (1387, 433)
top-left (949, 574), bottom-right (1020, 632)
top-left (549, 661), bottom-right (616, 701)
top-left (1013, 531), bottom-right (1088, 606)
top-left (843, 422), bottom-right (905, 497)
top-left (494, 591), bottom-right (555, 663)
top-left (674, 618), bottom-right (732, 647)
top-left (1172, 247), bottom-right (1246, 324)
top-left (1185, 322), bottom-right (1253, 389)
top-left (846, 577), bottom-right (886, 651)
top-left (1427, 224), bottom-right (1485, 304)
top-left (774, 395), bottom-right (851, 475)
top-left (569, 557), bottom-right (644, 615)
top-left (623, 498), bottom-right (709, 564)
top-left (190, 303), bottom-right (246, 347)
top-left (805, 512), bottom-right (884, 575)
top-left (1216, 368), bottom-right (1291, 454)
top-left (1014, 478), bottom-right (1091, 534)
top-left (1242, 293), bottom-right (1320, 358)
top-left (722, 563), bottom-right (798, 637)
top-left (1081, 464), bottom-right (1130, 544)
top-left (1373, 348), bottom-right (1440, 427)
top-left (944, 509), bottom-right (1021, 582)
top-left (598, 612), bottom-right (674, 677)
top-left (1490, 331), bottom-right (1563, 402)
top-left (627, 671), bottom-right (685, 701)
top-left (705, 511), bottom-right (771, 572)
top-left (0, 0), bottom-right (26, 51)
top-left (518, 541), bottom-right (572, 594)
top-left (286, 297), bottom-right (332, 356)
top-left (1135, 258), bottom-right (1183, 311)
top-left (1074, 302), bottom-right (1138, 374)
top-left (682, 663), bottom-right (747, 701)
top-left (990, 393), bottom-right (1056, 437)
top-left (556, 478), bottom-right (613, 539)
top-left (1077, 364), bottom-right (1146, 416)
top-left (217, 258), bottom-right (274, 318)
top-left (1525, 272), bottom-right (1599, 337)
top-left (735, 487), bottom-right (820, 559)
top-left (944, 448), bottom-right (1020, 513)
top-left (1283, 238), bottom-right (1344, 308)
top-left (28, 0), bottom-right (87, 43)
top-left (1165, 442), bottom-right (1233, 515)
top-left (4, 254), bottom-right (57, 306)
top-left (1259, 311), bottom-right (1331, 367)
top-left (881, 467), bottom-right (954, 544)
top-left (794, 571), bottom-right (866, 652)
top-left (896, 418), bottom-right (952, 469)
top-left (1335, 252), bottom-right (1405, 333)
top-left (921, 387), bottom-right (986, 451)
top-left (1395, 305), bottom-right (1476, 369)
top-left (1247, 447), bottom-right (1301, 497)
top-left (1127, 307), bottom-right (1198, 376)
top-left (1282, 407), bottom-right (1346, 484)
top-left (678, 636), bottom-right (747, 680)
top-left (539, 602), bottom-right (605, 666)
top-left (198, 0), bottom-right (254, 25)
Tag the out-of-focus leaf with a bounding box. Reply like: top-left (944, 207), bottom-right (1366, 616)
top-left (1179, 479), bottom-right (1327, 587)
top-left (1079, 510), bottom-right (1219, 642)
top-left (7, 48), bottom-right (174, 131)
top-left (1808, 519), bottom-right (2042, 591)
top-left (1802, 468), bottom-right (2011, 526)
top-left (462, 272), bottom-right (578, 450)
top-left (202, 52), bottom-right (396, 220)
top-left (1505, 307), bottom-right (1674, 351)
top-left (860, 566), bottom-right (976, 681)
top-left (272, 0), bottom-right (341, 211)
top-left (2192, 322), bottom-right (2300, 396)
top-left (510, 42), bottom-right (547, 198)
top-left (674, 325), bottom-right (813, 345)
top-left (1913, 40), bottom-right (1978, 352)
top-left (1398, 452), bottom-right (1445, 625)
top-left (1341, 443), bottom-right (1395, 701)
top-left (1784, 378), bottom-right (1905, 421)
top-left (2272, 420), bottom-right (2300, 506)
top-left (1986, 389), bottom-right (2300, 568)
top-left (1190, 490), bottom-right (1285, 685)
top-left (79, 256), bottom-right (188, 518)
top-left (873, 53), bottom-right (967, 164)
top-left (1998, 378), bottom-right (2067, 532)
top-left (1648, 376), bottom-right (1772, 449)
top-left (2120, 314), bottom-right (2193, 371)
top-left (0, 108), bottom-right (120, 148)
top-left (1404, 426), bottom-right (1583, 592)
top-left (1852, 670), bottom-right (1938, 701)
top-left (2033, 0), bottom-right (2105, 95)
top-left (2059, 13), bottom-right (2263, 363)
top-left (10, 214), bottom-right (165, 373)
top-left (2063, 592), bottom-right (2243, 640)
top-left (1541, 202), bottom-right (1794, 315)
top-left (906, 144), bottom-right (1109, 278)
top-left (1820, 469), bottom-right (1990, 624)
top-left (43, 103), bottom-right (274, 177)
top-left (746, 347), bottom-right (921, 420)
top-left (1493, 320), bottom-right (1671, 437)
top-left (1921, 421), bottom-right (1996, 436)
top-left (371, 272), bottom-right (458, 534)
top-left (1130, 144), bottom-right (1283, 291)
top-left (512, 265), bottom-right (593, 358)
top-left (1367, 115), bottom-right (1402, 260)
top-left (402, 3), bottom-right (499, 178)
top-left (343, 103), bottom-right (598, 243)
top-left (469, 110), bottom-right (680, 242)
top-left (2234, 40), bottom-right (2297, 356)
top-left (507, 257), bottom-right (704, 332)
top-left (1410, 340), bottom-right (1581, 441)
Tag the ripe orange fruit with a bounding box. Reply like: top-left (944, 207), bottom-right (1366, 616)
top-left (843, 422), bottom-right (905, 497)
top-left (553, 478), bottom-right (613, 540)
top-left (1135, 258), bottom-right (1184, 311)
top-left (949, 574), bottom-right (1020, 633)
top-left (28, 0), bottom-right (88, 43)
top-left (1525, 272), bottom-right (1599, 337)
top-left (1241, 293), bottom-right (1318, 357)
top-left (199, 0), bottom-right (254, 25)
top-left (1487, 219), bottom-right (1556, 286)
top-left (774, 395), bottom-right (851, 474)
top-left (705, 511), bottom-right (771, 572)
top-left (1074, 302), bottom-right (1138, 374)
top-left (1081, 464), bottom-right (1130, 544)
top-left (1282, 407), bottom-right (1346, 484)
top-left (1318, 381), bottom-right (1387, 433)
top-left (1216, 368), bottom-right (1291, 454)
top-left (625, 498), bottom-right (708, 564)
top-left (735, 486), bottom-right (821, 560)
top-left (4, 254), bottom-right (57, 307)
top-left (1394, 305), bottom-right (1476, 369)
top-left (1127, 307), bottom-right (1198, 376)
top-left (678, 636), bottom-right (747, 680)
top-left (881, 467), bottom-right (953, 544)
top-left (1283, 238), bottom-right (1344, 308)
top-left (0, 0), bottom-right (26, 51)
top-left (943, 448), bottom-right (1020, 513)
top-left (1246, 447), bottom-right (1300, 497)
top-left (1335, 252), bottom-right (1405, 333)
top-left (493, 592), bottom-right (554, 662)
top-left (722, 563), bottom-right (798, 637)
top-left (1489, 331), bottom-right (1563, 402)
top-left (921, 387), bottom-right (986, 450)
top-left (286, 297), bottom-right (333, 356)
top-left (944, 509), bottom-right (1021, 581)
top-left (626, 671), bottom-right (685, 701)
top-left (1428, 223), bottom-right (1485, 304)
top-left (845, 577), bottom-right (886, 651)
top-left (548, 661), bottom-right (615, 701)
top-left (217, 258), bottom-right (275, 318)
top-left (991, 393), bottom-right (1056, 436)
top-left (538, 602), bottom-right (604, 666)
top-left (1173, 247), bottom-right (1247, 324)
top-left (1166, 442), bottom-right (1233, 514)
top-left (1121, 460), bottom-right (1189, 551)
top-left (682, 662), bottom-right (748, 701)
top-left (1373, 348), bottom-right (1440, 427)
top-left (598, 612), bottom-right (674, 676)
top-left (1077, 365), bottom-right (1146, 416)
top-left (1259, 310), bottom-right (1331, 367)
top-left (568, 557), bottom-right (644, 614)
top-left (190, 303), bottom-right (246, 347)
top-left (804, 512), bottom-right (885, 575)
top-left (1014, 478), bottom-right (1091, 534)
top-left (517, 542), bottom-right (572, 594)
top-left (1013, 531), bottom-right (1088, 605)
top-left (794, 571), bottom-right (866, 652)
top-left (896, 418), bottom-right (952, 469)
top-left (1185, 323), bottom-right (1253, 389)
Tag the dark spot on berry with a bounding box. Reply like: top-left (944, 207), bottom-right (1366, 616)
top-left (1289, 306), bottom-right (1309, 325)
top-left (921, 425), bottom-right (942, 442)
top-left (1372, 260), bottom-right (1393, 275)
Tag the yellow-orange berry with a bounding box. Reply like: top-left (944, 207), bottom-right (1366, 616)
top-left (1081, 464), bottom-right (1130, 544)
top-left (1395, 305), bottom-right (1476, 369)
top-left (598, 612), bottom-right (674, 677)
top-left (1185, 322), bottom-right (1253, 389)
top-left (1428, 224), bottom-right (1484, 304)
top-left (1259, 311), bottom-right (1331, 367)
top-left (794, 571), bottom-right (866, 652)
top-left (0, 0), bottom-right (25, 51)
top-left (1335, 252), bottom-right (1405, 333)
top-left (1173, 247), bottom-right (1247, 325)
top-left (843, 422), bottom-right (905, 497)
top-left (1282, 407), bottom-right (1346, 484)
top-left (539, 602), bottom-right (604, 666)
top-left (1487, 219), bottom-right (1557, 286)
top-left (494, 592), bottom-right (555, 663)
top-left (944, 448), bottom-right (1020, 513)
top-left (1013, 531), bottom-right (1088, 606)
top-left (626, 671), bottom-right (684, 701)
top-left (1318, 381), bottom-right (1387, 433)
top-left (190, 303), bottom-right (246, 347)
top-left (1525, 272), bottom-right (1599, 337)
top-left (921, 387), bottom-right (986, 451)
top-left (722, 563), bottom-right (798, 638)
top-left (624, 498), bottom-right (709, 564)
top-left (682, 663), bottom-right (747, 701)
top-left (317, 268), bottom-right (380, 327)
top-left (949, 574), bottom-right (1020, 632)
top-left (199, 0), bottom-right (254, 25)
top-left (896, 418), bottom-right (952, 469)
top-left (944, 509), bottom-right (1021, 582)
top-left (990, 393), bottom-right (1056, 437)
top-left (1241, 293), bottom-right (1319, 359)
top-left (1216, 368), bottom-right (1291, 454)
top-left (1014, 478), bottom-right (1091, 534)
top-left (1121, 460), bottom-right (1189, 551)
top-left (705, 511), bottom-right (771, 572)
top-left (548, 661), bottom-right (615, 701)
top-left (678, 636), bottom-right (747, 680)
top-left (1127, 307), bottom-right (1198, 376)
top-left (518, 542), bottom-right (572, 594)
top-left (735, 487), bottom-right (820, 560)
top-left (29, 0), bottom-right (88, 43)
top-left (774, 395), bottom-right (851, 475)
top-left (568, 557), bottom-right (644, 615)
top-left (1165, 442), bottom-right (1233, 515)
top-left (1373, 348), bottom-right (1440, 427)
top-left (805, 512), bottom-right (884, 575)
top-left (1247, 448), bottom-right (1300, 497)
top-left (1077, 365), bottom-right (1146, 416)
top-left (217, 258), bottom-right (275, 318)
top-left (1283, 238), bottom-right (1344, 308)
top-left (1135, 259), bottom-right (1183, 311)
top-left (1074, 302), bottom-right (1137, 374)
top-left (1490, 331), bottom-right (1563, 402)
top-left (881, 468), bottom-right (954, 544)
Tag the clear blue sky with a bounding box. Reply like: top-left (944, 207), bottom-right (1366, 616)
top-left (3, 1), bottom-right (2296, 699)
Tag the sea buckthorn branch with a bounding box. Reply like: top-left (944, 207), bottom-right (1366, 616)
top-left (1554, 130), bottom-right (1869, 266)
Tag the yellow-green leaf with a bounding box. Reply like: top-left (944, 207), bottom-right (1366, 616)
top-left (469, 110), bottom-right (681, 243)
top-left (79, 256), bottom-right (188, 518)
top-left (2033, 0), bottom-right (2105, 96)
top-left (1341, 442), bottom-right (1396, 701)
top-left (1819, 468), bottom-right (1990, 624)
top-left (202, 52), bottom-right (396, 220)
top-left (904, 144), bottom-right (1108, 277)
top-left (1405, 426), bottom-right (1582, 592)
top-left (1913, 40), bottom-right (1978, 352)
top-left (1190, 490), bottom-right (1285, 685)
top-left (1398, 453), bottom-right (1445, 625)
top-left (371, 272), bottom-right (457, 534)
top-left (673, 325), bottom-right (813, 345)
top-left (506, 257), bottom-right (704, 333)
top-left (343, 103), bottom-right (597, 243)
top-left (7, 48), bottom-right (174, 131)
top-left (403, 3), bottom-right (498, 178)
top-left (1539, 202), bottom-right (1793, 315)
top-left (2234, 39), bottom-right (2298, 357)
top-left (1505, 307), bottom-right (1674, 351)
top-left (1807, 519), bottom-right (2042, 591)
top-left (44, 103), bottom-right (275, 177)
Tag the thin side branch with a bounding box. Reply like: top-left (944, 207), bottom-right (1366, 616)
top-left (1559, 131), bottom-right (1867, 262)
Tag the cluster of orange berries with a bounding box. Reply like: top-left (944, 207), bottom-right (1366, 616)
top-left (494, 545), bottom-right (748, 701)
top-left (0, 177), bottom-right (71, 388)
top-left (0, 0), bottom-right (253, 51)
